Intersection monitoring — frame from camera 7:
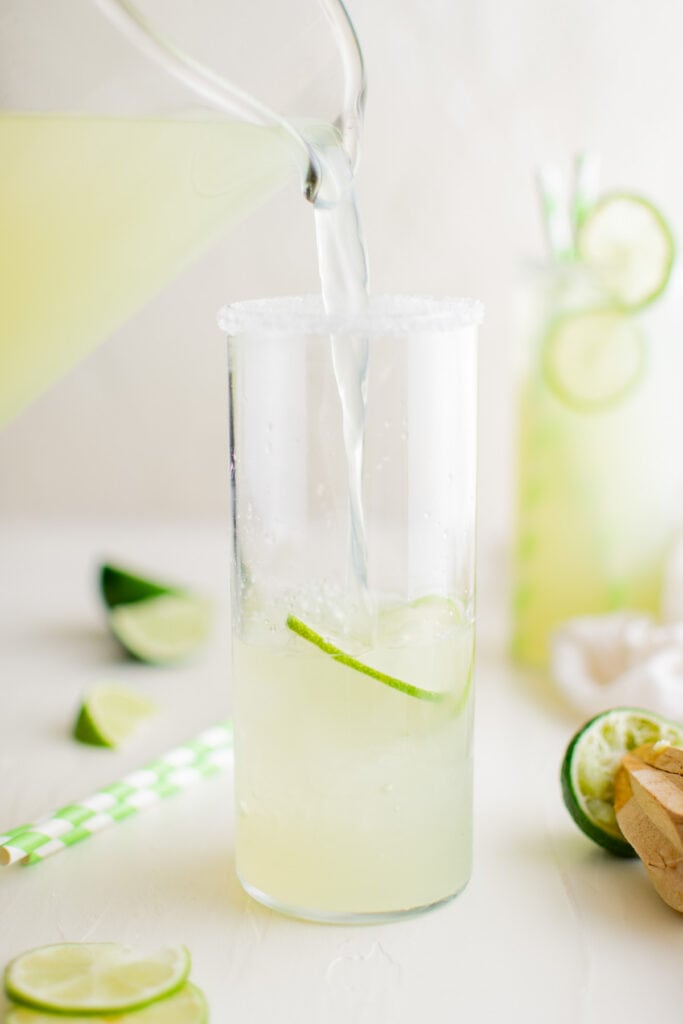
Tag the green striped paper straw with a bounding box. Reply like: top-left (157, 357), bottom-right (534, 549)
top-left (0, 721), bottom-right (233, 867)
top-left (572, 151), bottom-right (601, 232)
top-left (536, 163), bottom-right (575, 262)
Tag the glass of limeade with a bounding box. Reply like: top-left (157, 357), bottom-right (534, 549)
top-left (220, 295), bottom-right (482, 923)
top-left (512, 190), bottom-right (683, 667)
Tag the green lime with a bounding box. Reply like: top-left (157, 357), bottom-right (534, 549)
top-left (4, 982), bottom-right (208, 1024)
top-left (560, 707), bottom-right (683, 857)
top-left (542, 307), bottom-right (645, 411)
top-left (100, 563), bottom-right (181, 609)
top-left (577, 192), bottom-right (675, 310)
top-left (108, 593), bottom-right (212, 665)
top-left (73, 683), bottom-right (157, 748)
top-left (286, 614), bottom-right (445, 702)
top-left (4, 944), bottom-right (190, 1016)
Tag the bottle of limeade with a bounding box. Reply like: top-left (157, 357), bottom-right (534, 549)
top-left (512, 171), bottom-right (683, 667)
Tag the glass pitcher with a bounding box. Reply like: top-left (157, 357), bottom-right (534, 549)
top-left (0, 0), bottom-right (363, 427)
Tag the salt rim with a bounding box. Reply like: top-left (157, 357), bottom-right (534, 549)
top-left (218, 294), bottom-right (484, 336)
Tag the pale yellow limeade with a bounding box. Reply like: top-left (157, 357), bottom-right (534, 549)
top-left (233, 596), bottom-right (474, 918)
top-left (0, 114), bottom-right (294, 426)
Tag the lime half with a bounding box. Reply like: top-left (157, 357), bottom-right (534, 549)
top-left (560, 707), bottom-right (683, 857)
top-left (4, 944), bottom-right (190, 1016)
top-left (5, 982), bottom-right (207, 1024)
top-left (577, 193), bottom-right (675, 310)
top-left (542, 307), bottom-right (645, 411)
top-left (73, 684), bottom-right (157, 748)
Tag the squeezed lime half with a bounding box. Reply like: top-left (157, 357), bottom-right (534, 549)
top-left (560, 707), bottom-right (683, 856)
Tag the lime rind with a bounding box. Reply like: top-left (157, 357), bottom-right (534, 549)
top-left (286, 614), bottom-right (445, 703)
top-left (560, 707), bottom-right (683, 857)
top-left (577, 192), bottom-right (675, 312)
top-left (542, 306), bottom-right (646, 412)
top-left (4, 944), bottom-right (191, 1016)
top-left (4, 982), bottom-right (207, 1023)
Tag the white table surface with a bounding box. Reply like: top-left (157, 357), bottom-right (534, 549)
top-left (1, 522), bottom-right (682, 1023)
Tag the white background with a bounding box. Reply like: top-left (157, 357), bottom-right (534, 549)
top-left (2, 0), bottom-right (683, 568)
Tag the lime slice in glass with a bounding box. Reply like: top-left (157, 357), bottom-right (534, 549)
top-left (286, 614), bottom-right (445, 702)
top-left (4, 944), bottom-right (190, 1016)
top-left (73, 683), bottom-right (157, 748)
top-left (560, 707), bottom-right (683, 857)
top-left (108, 593), bottom-right (212, 665)
top-left (577, 193), bottom-right (675, 310)
top-left (4, 982), bottom-right (208, 1024)
top-left (542, 307), bottom-right (645, 411)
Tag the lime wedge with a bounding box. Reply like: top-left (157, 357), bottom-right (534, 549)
top-left (4, 944), bottom-right (190, 1016)
top-left (542, 307), bottom-right (645, 411)
top-left (560, 707), bottom-right (683, 857)
top-left (577, 193), bottom-right (675, 310)
top-left (73, 683), bottom-right (157, 748)
top-left (5, 982), bottom-right (208, 1024)
top-left (286, 614), bottom-right (444, 702)
top-left (108, 593), bottom-right (212, 665)
top-left (99, 563), bottom-right (212, 664)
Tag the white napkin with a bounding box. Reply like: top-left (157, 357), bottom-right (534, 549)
top-left (550, 536), bottom-right (683, 719)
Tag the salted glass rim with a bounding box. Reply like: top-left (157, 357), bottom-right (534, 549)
top-left (218, 294), bottom-right (484, 336)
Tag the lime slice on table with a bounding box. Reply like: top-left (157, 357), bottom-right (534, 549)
top-left (560, 707), bottom-right (683, 857)
top-left (542, 307), bottom-right (645, 411)
top-left (577, 193), bottom-right (675, 310)
top-left (100, 563), bottom-right (212, 665)
top-left (4, 943), bottom-right (190, 1016)
top-left (5, 982), bottom-right (207, 1024)
top-left (73, 683), bottom-right (157, 748)
top-left (286, 614), bottom-right (445, 703)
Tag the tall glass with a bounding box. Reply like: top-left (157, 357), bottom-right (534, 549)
top-left (512, 261), bottom-right (683, 667)
top-left (220, 295), bottom-right (481, 922)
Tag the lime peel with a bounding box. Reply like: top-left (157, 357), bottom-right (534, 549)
top-left (4, 943), bottom-right (191, 1016)
top-left (286, 614), bottom-right (444, 702)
